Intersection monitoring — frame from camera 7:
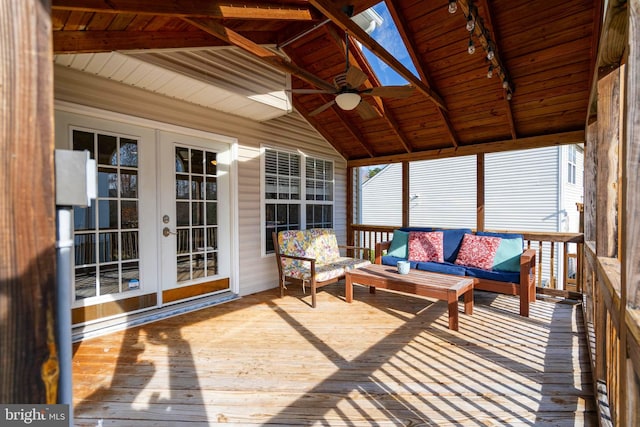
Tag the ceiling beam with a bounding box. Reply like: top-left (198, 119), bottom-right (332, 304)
top-left (385, 0), bottom-right (459, 148)
top-left (292, 99), bottom-right (354, 160)
top-left (347, 130), bottom-right (586, 168)
top-left (476, 0), bottom-right (517, 140)
top-left (335, 30), bottom-right (413, 153)
top-left (183, 18), bottom-right (336, 93)
top-left (52, 0), bottom-right (316, 21)
top-left (53, 30), bottom-right (224, 53)
top-left (308, 0), bottom-right (447, 110)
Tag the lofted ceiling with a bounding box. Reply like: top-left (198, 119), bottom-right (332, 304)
top-left (52, 0), bottom-right (602, 167)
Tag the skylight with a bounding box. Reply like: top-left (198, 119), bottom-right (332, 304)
top-left (355, 2), bottom-right (418, 86)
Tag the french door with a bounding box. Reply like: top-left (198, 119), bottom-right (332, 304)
top-left (158, 131), bottom-right (231, 302)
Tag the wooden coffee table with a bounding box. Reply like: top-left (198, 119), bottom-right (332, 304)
top-left (345, 264), bottom-right (475, 331)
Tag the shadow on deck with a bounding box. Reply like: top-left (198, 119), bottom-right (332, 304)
top-left (72, 283), bottom-right (595, 426)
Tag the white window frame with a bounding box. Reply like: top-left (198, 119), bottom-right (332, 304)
top-left (567, 145), bottom-right (577, 184)
top-left (261, 146), bottom-right (335, 256)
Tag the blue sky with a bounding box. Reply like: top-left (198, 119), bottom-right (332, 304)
top-left (361, 3), bottom-right (418, 86)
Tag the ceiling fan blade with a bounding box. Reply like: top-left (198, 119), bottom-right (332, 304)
top-left (309, 99), bottom-right (336, 116)
top-left (362, 86), bottom-right (415, 99)
top-left (345, 66), bottom-right (368, 88)
top-left (355, 100), bottom-right (381, 120)
top-left (288, 88), bottom-right (335, 94)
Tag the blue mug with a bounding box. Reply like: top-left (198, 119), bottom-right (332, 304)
top-left (397, 261), bottom-right (410, 275)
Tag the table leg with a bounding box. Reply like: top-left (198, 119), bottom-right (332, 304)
top-left (447, 289), bottom-right (459, 331)
top-left (345, 274), bottom-right (353, 303)
top-left (463, 287), bottom-right (473, 315)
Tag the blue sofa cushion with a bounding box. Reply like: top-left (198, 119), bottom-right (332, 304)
top-left (381, 255), bottom-right (419, 269)
top-left (465, 266), bottom-right (520, 283)
top-left (387, 230), bottom-right (409, 258)
top-left (381, 255), bottom-right (466, 276)
top-left (400, 227), bottom-right (435, 233)
top-left (476, 231), bottom-right (524, 272)
top-left (415, 261), bottom-right (466, 276)
top-left (441, 228), bottom-right (473, 263)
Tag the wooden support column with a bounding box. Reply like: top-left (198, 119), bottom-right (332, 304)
top-left (402, 161), bottom-right (409, 227)
top-left (626, 0), bottom-right (640, 311)
top-left (477, 154), bottom-right (485, 231)
top-left (347, 166), bottom-right (355, 251)
top-left (596, 69), bottom-right (621, 258)
top-left (0, 0), bottom-right (57, 403)
top-left (623, 1), bottom-right (640, 423)
top-left (585, 122), bottom-right (598, 243)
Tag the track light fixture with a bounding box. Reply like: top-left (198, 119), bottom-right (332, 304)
top-left (449, 0), bottom-right (514, 101)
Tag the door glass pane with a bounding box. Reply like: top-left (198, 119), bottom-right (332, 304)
top-left (120, 139), bottom-right (138, 167)
top-left (174, 145), bottom-right (221, 284)
top-left (72, 129), bottom-right (140, 301)
top-left (120, 171), bottom-right (138, 198)
top-left (98, 134), bottom-right (118, 166)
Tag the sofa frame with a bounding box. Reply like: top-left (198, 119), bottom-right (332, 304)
top-left (375, 240), bottom-right (537, 317)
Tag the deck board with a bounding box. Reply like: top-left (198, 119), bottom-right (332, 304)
top-left (72, 283), bottom-right (596, 426)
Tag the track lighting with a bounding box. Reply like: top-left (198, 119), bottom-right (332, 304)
top-left (487, 65), bottom-right (493, 78)
top-left (448, 0), bottom-right (457, 14)
top-left (487, 46), bottom-right (495, 60)
top-left (466, 14), bottom-right (475, 32)
top-left (468, 38), bottom-right (475, 54)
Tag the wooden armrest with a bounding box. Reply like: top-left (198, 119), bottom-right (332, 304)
top-left (339, 245), bottom-right (371, 260)
top-left (520, 248), bottom-right (536, 285)
top-left (375, 241), bottom-right (392, 264)
top-left (278, 254), bottom-right (315, 263)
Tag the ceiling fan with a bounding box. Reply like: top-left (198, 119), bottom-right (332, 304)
top-left (290, 32), bottom-right (415, 120)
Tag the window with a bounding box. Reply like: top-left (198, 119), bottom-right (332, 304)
top-left (264, 148), bottom-right (334, 253)
top-left (567, 145), bottom-right (577, 184)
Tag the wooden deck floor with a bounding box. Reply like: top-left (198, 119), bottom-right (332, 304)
top-left (72, 283), bottom-right (596, 426)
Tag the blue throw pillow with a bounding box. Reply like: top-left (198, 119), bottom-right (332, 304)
top-left (387, 230), bottom-right (409, 258)
top-left (492, 237), bottom-right (523, 272)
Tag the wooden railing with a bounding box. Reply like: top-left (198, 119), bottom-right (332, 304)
top-left (349, 224), bottom-right (584, 294)
top-left (583, 242), bottom-right (640, 426)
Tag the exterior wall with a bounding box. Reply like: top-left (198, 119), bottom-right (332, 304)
top-left (54, 65), bottom-right (345, 298)
top-left (560, 145), bottom-right (585, 233)
top-left (360, 164), bottom-right (403, 226)
top-left (484, 147), bottom-right (560, 232)
top-left (408, 156), bottom-right (476, 228)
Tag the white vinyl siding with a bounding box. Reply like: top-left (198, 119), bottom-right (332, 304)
top-left (55, 65), bottom-right (346, 298)
top-left (409, 157), bottom-right (476, 228)
top-left (361, 164), bottom-right (403, 226)
top-left (485, 147), bottom-right (559, 232)
top-left (360, 157), bottom-right (476, 228)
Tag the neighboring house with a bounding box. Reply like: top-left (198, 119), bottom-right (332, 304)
top-left (359, 145), bottom-right (585, 284)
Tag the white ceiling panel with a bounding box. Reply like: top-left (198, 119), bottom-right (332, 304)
top-left (54, 47), bottom-right (292, 122)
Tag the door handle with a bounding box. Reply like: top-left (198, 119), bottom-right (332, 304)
top-left (163, 227), bottom-right (177, 237)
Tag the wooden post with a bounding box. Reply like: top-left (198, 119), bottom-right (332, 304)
top-left (347, 166), bottom-right (354, 252)
top-left (477, 153), bottom-right (485, 232)
top-left (584, 123), bottom-right (597, 243)
top-left (626, 0), bottom-right (640, 311)
top-left (596, 69), bottom-right (620, 258)
top-left (0, 0), bottom-right (57, 403)
top-left (402, 161), bottom-right (409, 227)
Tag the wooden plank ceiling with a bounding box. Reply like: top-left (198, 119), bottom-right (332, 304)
top-left (52, 0), bottom-right (601, 166)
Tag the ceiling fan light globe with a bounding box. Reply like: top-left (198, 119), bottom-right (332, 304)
top-left (335, 92), bottom-right (361, 110)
